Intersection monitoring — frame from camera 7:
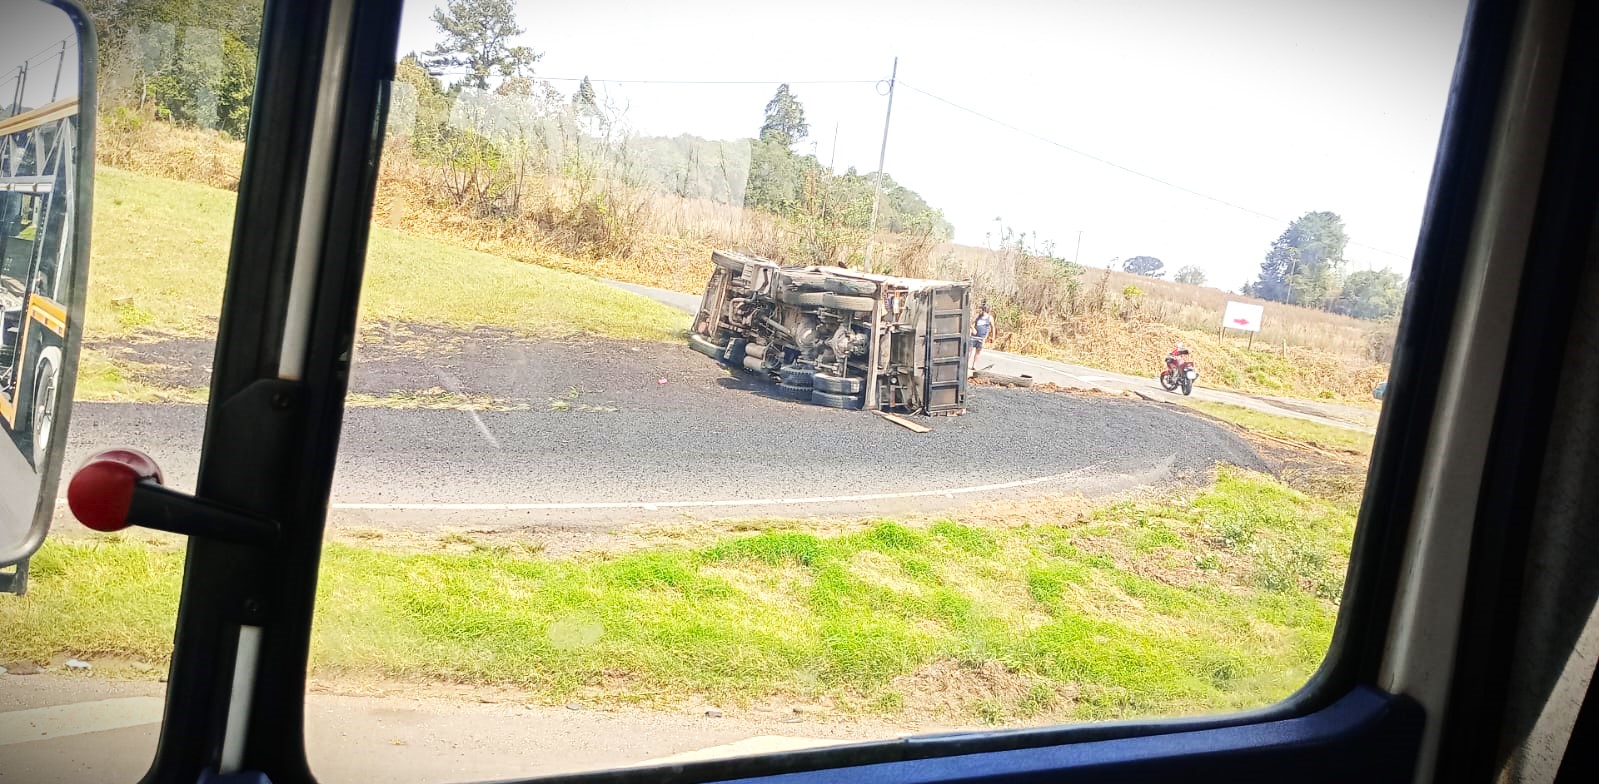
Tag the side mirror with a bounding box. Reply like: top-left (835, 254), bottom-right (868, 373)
top-left (0, 0), bottom-right (96, 592)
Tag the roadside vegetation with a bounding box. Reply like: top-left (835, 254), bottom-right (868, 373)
top-left (1, 469), bottom-right (1350, 726)
top-left (1178, 401), bottom-right (1376, 456)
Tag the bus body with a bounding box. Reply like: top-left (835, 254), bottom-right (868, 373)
top-left (0, 98), bottom-right (77, 468)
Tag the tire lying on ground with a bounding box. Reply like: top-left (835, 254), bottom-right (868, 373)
top-left (689, 333), bottom-right (728, 359)
top-left (813, 371), bottom-right (864, 395)
top-left (822, 277), bottom-right (877, 296)
top-left (811, 389), bottom-right (865, 409)
top-left (973, 369), bottom-right (1034, 387)
top-left (778, 381), bottom-right (815, 400)
top-left (779, 364), bottom-right (816, 386)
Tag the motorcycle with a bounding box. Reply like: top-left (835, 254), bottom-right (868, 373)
top-left (1160, 347), bottom-right (1198, 396)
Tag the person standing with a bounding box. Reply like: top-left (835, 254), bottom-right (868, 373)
top-left (969, 302), bottom-right (994, 375)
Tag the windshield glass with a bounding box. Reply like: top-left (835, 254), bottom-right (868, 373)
top-left (0, 1), bottom-right (1467, 781)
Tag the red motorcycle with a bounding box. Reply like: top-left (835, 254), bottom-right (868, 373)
top-left (1160, 346), bottom-right (1198, 396)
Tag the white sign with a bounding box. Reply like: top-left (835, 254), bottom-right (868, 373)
top-left (1222, 301), bottom-right (1264, 333)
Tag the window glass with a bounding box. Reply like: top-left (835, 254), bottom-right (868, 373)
top-left (0, 3), bottom-right (263, 781)
top-left (306, 0), bottom-right (1465, 779)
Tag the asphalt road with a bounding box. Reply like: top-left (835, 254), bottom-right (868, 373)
top-left (58, 337), bottom-right (1264, 528)
top-left (31, 284), bottom-right (1277, 532)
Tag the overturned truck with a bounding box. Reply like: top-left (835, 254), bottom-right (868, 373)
top-left (688, 251), bottom-right (972, 415)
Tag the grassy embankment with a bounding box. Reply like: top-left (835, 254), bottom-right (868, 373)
top-left (1, 468), bottom-right (1352, 725)
top-left (1178, 400), bottom-right (1376, 457)
top-left (79, 167), bottom-right (691, 402)
top-left (99, 119), bottom-right (1390, 403)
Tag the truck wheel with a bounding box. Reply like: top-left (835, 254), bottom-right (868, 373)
top-left (813, 371), bottom-right (864, 395)
top-left (777, 381), bottom-right (814, 400)
top-left (821, 293), bottom-right (874, 312)
top-left (782, 271), bottom-right (828, 290)
top-left (31, 358), bottom-right (58, 467)
top-left (811, 389), bottom-right (864, 409)
top-left (779, 364), bottom-right (816, 387)
top-left (823, 278), bottom-right (876, 296)
top-left (777, 289), bottom-right (828, 307)
top-left (688, 333), bottom-right (727, 359)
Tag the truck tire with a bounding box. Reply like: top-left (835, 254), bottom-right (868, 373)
top-left (974, 369), bottom-right (1034, 387)
top-left (783, 271), bottom-right (828, 290)
top-left (779, 364), bottom-right (816, 387)
top-left (811, 389), bottom-right (864, 409)
top-left (688, 333), bottom-right (727, 359)
top-left (823, 277), bottom-right (876, 296)
top-left (813, 371), bottom-right (864, 395)
top-left (778, 381), bottom-right (814, 400)
top-left (821, 293), bottom-right (874, 312)
top-left (777, 288), bottom-right (828, 307)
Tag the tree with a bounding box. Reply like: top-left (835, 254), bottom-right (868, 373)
top-left (759, 84), bottom-right (809, 148)
top-left (1122, 256), bottom-right (1165, 278)
top-left (423, 0), bottom-right (540, 91)
top-left (1174, 265), bottom-right (1207, 286)
top-left (1334, 269), bottom-right (1407, 320)
top-left (1248, 211), bottom-right (1348, 308)
top-left (573, 76), bottom-right (598, 113)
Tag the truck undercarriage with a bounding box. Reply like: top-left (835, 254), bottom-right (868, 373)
top-left (688, 251), bottom-right (972, 415)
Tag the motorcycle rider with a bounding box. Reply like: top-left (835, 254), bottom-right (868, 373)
top-left (1166, 342), bottom-right (1189, 370)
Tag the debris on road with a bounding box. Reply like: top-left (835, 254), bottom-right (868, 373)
top-left (972, 370), bottom-right (1034, 387)
top-left (704, 708), bottom-right (724, 718)
top-left (874, 411), bottom-right (932, 434)
top-left (66, 658), bottom-right (92, 671)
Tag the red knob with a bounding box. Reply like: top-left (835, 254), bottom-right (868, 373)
top-left (67, 449), bottom-right (165, 533)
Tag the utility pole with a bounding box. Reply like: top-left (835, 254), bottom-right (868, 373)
top-left (1074, 230), bottom-right (1083, 263)
top-left (863, 57), bottom-right (898, 274)
top-left (829, 122), bottom-right (839, 173)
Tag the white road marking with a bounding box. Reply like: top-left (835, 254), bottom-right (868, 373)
top-left (329, 467), bottom-right (1099, 512)
top-left (0, 697), bottom-right (164, 746)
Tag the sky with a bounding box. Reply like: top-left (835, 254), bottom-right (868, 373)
top-left (0, 0), bottom-right (81, 113)
top-left (397, 0), bottom-right (1470, 290)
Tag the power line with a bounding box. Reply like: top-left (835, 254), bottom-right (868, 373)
top-left (896, 80), bottom-right (1407, 259)
top-left (13, 37), bottom-right (77, 71)
top-left (423, 72), bottom-right (876, 86)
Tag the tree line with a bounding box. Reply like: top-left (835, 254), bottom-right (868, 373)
top-left (1242, 210), bottom-right (1407, 321)
top-left (1116, 211), bottom-right (1407, 322)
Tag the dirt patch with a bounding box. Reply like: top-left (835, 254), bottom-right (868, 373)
top-left (889, 659), bottom-right (1077, 724)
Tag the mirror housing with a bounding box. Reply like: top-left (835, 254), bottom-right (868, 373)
top-left (0, 0), bottom-right (96, 588)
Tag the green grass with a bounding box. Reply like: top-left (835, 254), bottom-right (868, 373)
top-left (1179, 400), bottom-right (1375, 455)
top-left (87, 167), bottom-right (691, 345)
top-left (72, 350), bottom-right (209, 403)
top-left (0, 470), bottom-right (1349, 724)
